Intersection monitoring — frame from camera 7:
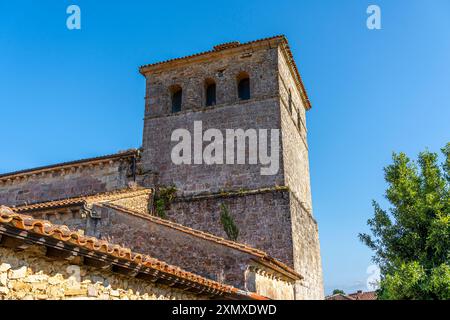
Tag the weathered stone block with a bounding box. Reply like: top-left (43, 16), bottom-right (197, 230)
top-left (0, 263), bottom-right (11, 272)
top-left (8, 266), bottom-right (28, 279)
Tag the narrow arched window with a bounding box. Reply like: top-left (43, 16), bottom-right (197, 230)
top-left (205, 79), bottom-right (216, 106)
top-left (171, 86), bottom-right (182, 113)
top-left (237, 72), bottom-right (250, 100)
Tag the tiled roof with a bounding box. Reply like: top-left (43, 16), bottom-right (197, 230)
top-left (326, 291), bottom-right (377, 301)
top-left (0, 206), bottom-right (267, 300)
top-left (103, 203), bottom-right (301, 281)
top-left (139, 35), bottom-right (311, 110)
top-left (12, 187), bottom-right (151, 212)
top-left (348, 291), bottom-right (377, 300)
top-left (0, 149), bottom-right (140, 181)
top-left (11, 188), bottom-right (301, 281)
top-left (325, 294), bottom-right (355, 300)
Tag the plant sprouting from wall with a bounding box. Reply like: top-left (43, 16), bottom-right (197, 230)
top-left (154, 186), bottom-right (177, 219)
top-left (220, 203), bottom-right (239, 241)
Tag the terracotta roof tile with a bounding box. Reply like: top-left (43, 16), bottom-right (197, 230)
top-left (12, 187), bottom-right (151, 212)
top-left (140, 35), bottom-right (283, 70)
top-left (10, 188), bottom-right (301, 281)
top-left (326, 291), bottom-right (377, 301)
top-left (0, 206), bottom-right (268, 300)
top-left (348, 291), bottom-right (377, 300)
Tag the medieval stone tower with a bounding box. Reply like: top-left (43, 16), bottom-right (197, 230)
top-left (138, 35), bottom-right (324, 299)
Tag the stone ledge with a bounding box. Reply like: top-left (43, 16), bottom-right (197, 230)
top-left (172, 186), bottom-right (290, 202)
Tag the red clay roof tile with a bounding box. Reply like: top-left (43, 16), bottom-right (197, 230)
top-left (12, 187), bottom-right (151, 212)
top-left (11, 188), bottom-right (301, 281)
top-left (0, 205), bottom-right (268, 300)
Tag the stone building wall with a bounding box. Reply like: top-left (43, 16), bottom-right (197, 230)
top-left (0, 246), bottom-right (207, 300)
top-left (91, 205), bottom-right (252, 289)
top-left (0, 37), bottom-right (324, 300)
top-left (289, 195), bottom-right (324, 300)
top-left (164, 190), bottom-right (324, 300)
top-left (31, 204), bottom-right (296, 296)
top-left (29, 206), bottom-right (89, 234)
top-left (0, 160), bottom-right (134, 207)
top-left (139, 38), bottom-right (324, 299)
top-left (140, 42), bottom-right (284, 196)
top-left (165, 189), bottom-right (294, 267)
top-left (246, 265), bottom-right (295, 300)
top-left (278, 46), bottom-right (312, 207)
top-left (143, 45), bottom-right (279, 117)
top-left (141, 98), bottom-right (284, 196)
top-left (277, 48), bottom-right (323, 299)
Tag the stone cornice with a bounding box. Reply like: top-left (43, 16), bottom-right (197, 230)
top-left (173, 186), bottom-right (290, 202)
top-left (0, 149), bottom-right (140, 184)
top-left (139, 36), bottom-right (284, 74)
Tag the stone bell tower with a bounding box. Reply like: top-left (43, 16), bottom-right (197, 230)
top-left (138, 35), bottom-right (324, 299)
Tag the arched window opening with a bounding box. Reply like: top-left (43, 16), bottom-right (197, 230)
top-left (205, 79), bottom-right (216, 107)
top-left (170, 85), bottom-right (182, 113)
top-left (237, 72), bottom-right (250, 100)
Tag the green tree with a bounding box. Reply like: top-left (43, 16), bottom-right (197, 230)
top-left (359, 143), bottom-right (450, 300)
top-left (332, 289), bottom-right (345, 295)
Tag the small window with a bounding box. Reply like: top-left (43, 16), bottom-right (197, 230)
top-left (205, 79), bottom-right (216, 106)
top-left (237, 72), bottom-right (250, 100)
top-left (171, 86), bottom-right (182, 113)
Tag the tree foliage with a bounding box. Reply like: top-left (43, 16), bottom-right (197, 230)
top-left (332, 289), bottom-right (345, 295)
top-left (359, 143), bottom-right (450, 299)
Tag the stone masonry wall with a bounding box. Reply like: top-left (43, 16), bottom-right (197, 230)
top-left (22, 204), bottom-right (296, 299)
top-left (246, 265), bottom-right (295, 300)
top-left (143, 46), bottom-right (279, 117)
top-left (278, 47), bottom-right (312, 207)
top-left (277, 48), bottom-right (323, 299)
top-left (289, 195), bottom-right (324, 300)
top-left (27, 207), bottom-right (89, 235)
top-left (141, 98), bottom-right (284, 195)
top-left (77, 205), bottom-right (258, 291)
top-left (166, 190), bottom-right (294, 267)
top-left (141, 44), bottom-right (284, 196)
top-left (0, 161), bottom-right (133, 206)
top-left (0, 246), bottom-right (206, 300)
top-left (139, 41), bottom-right (324, 299)
top-left (166, 190), bottom-right (324, 299)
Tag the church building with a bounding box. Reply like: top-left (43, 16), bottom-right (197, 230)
top-left (0, 35), bottom-right (323, 300)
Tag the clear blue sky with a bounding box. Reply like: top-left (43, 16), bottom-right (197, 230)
top-left (1, 1), bottom-right (449, 294)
